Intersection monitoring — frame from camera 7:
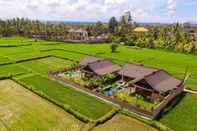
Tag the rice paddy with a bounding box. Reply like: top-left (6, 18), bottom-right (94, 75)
top-left (0, 80), bottom-right (85, 131)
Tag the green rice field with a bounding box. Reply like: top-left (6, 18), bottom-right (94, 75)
top-left (160, 94), bottom-right (197, 131)
top-left (0, 64), bottom-right (29, 78)
top-left (19, 57), bottom-right (74, 76)
top-left (16, 74), bottom-right (114, 121)
top-left (0, 36), bottom-right (197, 130)
top-left (93, 114), bottom-right (158, 131)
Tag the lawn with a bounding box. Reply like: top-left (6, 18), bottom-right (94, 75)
top-left (19, 57), bottom-right (74, 76)
top-left (15, 74), bottom-right (114, 121)
top-left (93, 114), bottom-right (158, 131)
top-left (160, 93), bottom-right (197, 131)
top-left (0, 79), bottom-right (85, 131)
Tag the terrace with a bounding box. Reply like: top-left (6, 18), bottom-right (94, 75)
top-left (55, 55), bottom-right (184, 118)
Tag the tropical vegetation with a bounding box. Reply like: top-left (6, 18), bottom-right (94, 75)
top-left (0, 17), bottom-right (196, 54)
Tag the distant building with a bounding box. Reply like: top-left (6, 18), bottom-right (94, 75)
top-left (185, 28), bottom-right (197, 44)
top-left (120, 11), bottom-right (132, 24)
top-left (68, 29), bottom-right (89, 41)
top-left (32, 32), bottom-right (48, 39)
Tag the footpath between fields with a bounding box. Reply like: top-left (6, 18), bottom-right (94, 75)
top-left (184, 89), bottom-right (197, 95)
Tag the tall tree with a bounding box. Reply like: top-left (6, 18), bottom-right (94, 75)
top-left (108, 17), bottom-right (118, 33)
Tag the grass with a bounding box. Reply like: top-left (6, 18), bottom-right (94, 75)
top-left (93, 114), bottom-right (158, 131)
top-left (19, 57), bottom-right (74, 76)
top-left (0, 79), bottom-right (85, 131)
top-left (0, 64), bottom-right (29, 78)
top-left (159, 93), bottom-right (197, 131)
top-left (0, 36), bottom-right (33, 46)
top-left (45, 49), bottom-right (84, 61)
top-left (15, 74), bottom-right (114, 121)
top-left (7, 51), bottom-right (49, 62)
top-left (37, 57), bottom-right (74, 70)
top-left (0, 56), bottom-right (12, 65)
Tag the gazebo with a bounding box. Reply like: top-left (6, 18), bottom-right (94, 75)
top-left (133, 27), bottom-right (149, 33)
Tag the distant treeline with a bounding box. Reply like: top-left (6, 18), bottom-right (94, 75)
top-left (0, 17), bottom-right (196, 53)
top-left (0, 18), bottom-right (70, 40)
top-left (107, 17), bottom-right (196, 53)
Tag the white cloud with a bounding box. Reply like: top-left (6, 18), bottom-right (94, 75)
top-left (0, 0), bottom-right (178, 22)
top-left (167, 0), bottom-right (176, 16)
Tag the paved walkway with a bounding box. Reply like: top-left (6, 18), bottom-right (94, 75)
top-left (184, 89), bottom-right (197, 95)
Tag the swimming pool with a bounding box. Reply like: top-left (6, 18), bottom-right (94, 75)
top-left (65, 71), bottom-right (81, 77)
top-left (103, 85), bottom-right (124, 95)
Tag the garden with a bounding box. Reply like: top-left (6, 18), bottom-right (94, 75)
top-left (60, 69), bottom-right (157, 111)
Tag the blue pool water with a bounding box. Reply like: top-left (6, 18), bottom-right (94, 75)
top-left (103, 86), bottom-right (123, 94)
top-left (103, 87), bottom-right (113, 94)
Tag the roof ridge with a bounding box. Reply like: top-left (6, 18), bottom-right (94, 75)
top-left (125, 63), bottom-right (160, 71)
top-left (144, 69), bottom-right (161, 78)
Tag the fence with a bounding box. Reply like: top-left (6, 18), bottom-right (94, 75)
top-left (152, 88), bottom-right (183, 118)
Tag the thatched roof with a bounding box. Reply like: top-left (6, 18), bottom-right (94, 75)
top-left (79, 56), bottom-right (103, 66)
top-left (118, 64), bottom-right (158, 80)
top-left (87, 60), bottom-right (121, 76)
top-left (144, 70), bottom-right (182, 93)
top-left (119, 63), bottom-right (182, 93)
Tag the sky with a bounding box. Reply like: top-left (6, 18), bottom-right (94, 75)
top-left (0, 0), bottom-right (196, 23)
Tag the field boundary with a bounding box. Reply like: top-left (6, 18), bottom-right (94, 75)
top-left (121, 110), bottom-right (172, 131)
top-left (184, 88), bottom-right (197, 94)
top-left (0, 55), bottom-right (52, 66)
top-left (0, 43), bottom-right (32, 47)
top-left (0, 119), bottom-right (9, 131)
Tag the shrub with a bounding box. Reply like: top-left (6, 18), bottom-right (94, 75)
top-left (102, 73), bottom-right (116, 84)
top-left (110, 43), bottom-right (118, 53)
